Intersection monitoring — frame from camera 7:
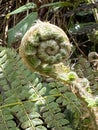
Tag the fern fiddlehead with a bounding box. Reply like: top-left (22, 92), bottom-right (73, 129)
top-left (19, 20), bottom-right (71, 77)
top-left (19, 21), bottom-right (98, 129)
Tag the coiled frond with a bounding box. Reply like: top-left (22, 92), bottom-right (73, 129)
top-left (19, 21), bottom-right (98, 129)
top-left (19, 20), bottom-right (71, 77)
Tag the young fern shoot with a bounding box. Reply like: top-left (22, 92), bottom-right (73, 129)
top-left (19, 20), bottom-right (98, 129)
top-left (19, 20), bottom-right (71, 77)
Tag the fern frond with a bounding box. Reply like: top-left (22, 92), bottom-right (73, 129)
top-left (0, 46), bottom-right (96, 130)
top-left (74, 55), bottom-right (98, 126)
top-left (0, 47), bottom-right (46, 130)
top-left (75, 56), bottom-right (98, 96)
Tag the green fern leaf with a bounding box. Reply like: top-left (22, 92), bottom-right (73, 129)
top-left (0, 46), bottom-right (93, 130)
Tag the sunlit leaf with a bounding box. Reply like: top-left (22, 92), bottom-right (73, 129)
top-left (69, 22), bottom-right (97, 34)
top-left (8, 12), bottom-right (38, 45)
top-left (8, 3), bottom-right (37, 15)
top-left (41, 2), bottom-right (73, 8)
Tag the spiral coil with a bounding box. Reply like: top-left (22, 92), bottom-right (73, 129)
top-left (19, 21), bottom-right (71, 76)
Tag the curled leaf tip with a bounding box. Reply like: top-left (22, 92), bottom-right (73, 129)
top-left (19, 21), bottom-right (71, 76)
